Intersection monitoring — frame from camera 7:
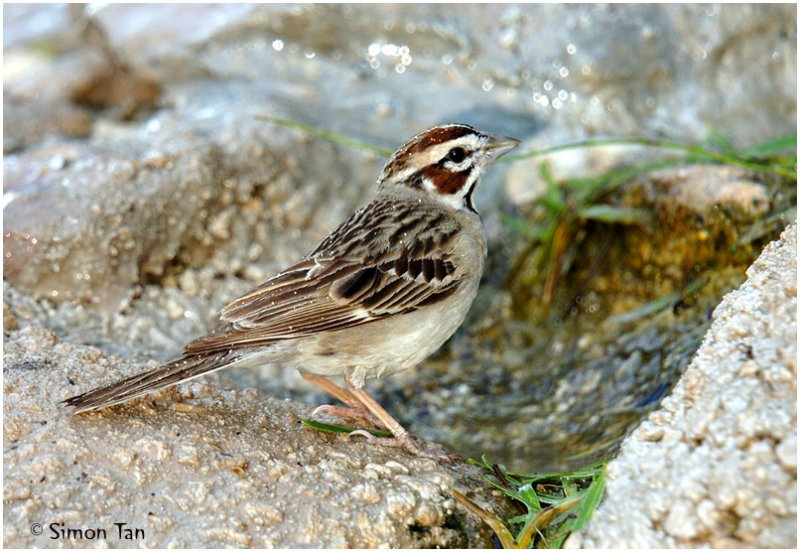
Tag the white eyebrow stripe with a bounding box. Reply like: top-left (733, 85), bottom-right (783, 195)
top-left (409, 134), bottom-right (484, 170)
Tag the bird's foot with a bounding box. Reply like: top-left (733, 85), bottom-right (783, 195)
top-left (348, 429), bottom-right (462, 463)
top-left (311, 404), bottom-right (386, 429)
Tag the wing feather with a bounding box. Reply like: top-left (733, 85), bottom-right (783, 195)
top-left (183, 201), bottom-right (467, 356)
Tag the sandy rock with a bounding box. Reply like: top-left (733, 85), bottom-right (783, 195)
top-left (3, 125), bottom-right (223, 309)
top-left (630, 164), bottom-right (771, 222)
top-left (3, 99), bottom-right (93, 154)
top-left (569, 223), bottom-right (797, 548)
top-left (3, 324), bottom-right (512, 548)
top-left (2, 107), bottom-right (379, 362)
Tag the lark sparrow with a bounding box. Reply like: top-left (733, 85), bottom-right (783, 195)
top-left (63, 124), bottom-right (519, 460)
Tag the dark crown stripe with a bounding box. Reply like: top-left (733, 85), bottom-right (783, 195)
top-left (404, 125), bottom-right (478, 154)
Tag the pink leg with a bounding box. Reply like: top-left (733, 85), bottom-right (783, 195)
top-left (300, 372), bottom-right (385, 428)
top-left (343, 372), bottom-right (460, 463)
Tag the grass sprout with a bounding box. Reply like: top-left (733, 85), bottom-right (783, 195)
top-left (456, 457), bottom-right (606, 548)
top-left (300, 419), bottom-right (392, 438)
top-left (258, 115), bottom-right (796, 182)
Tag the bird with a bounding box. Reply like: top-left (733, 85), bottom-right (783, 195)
top-left (62, 123), bottom-right (519, 461)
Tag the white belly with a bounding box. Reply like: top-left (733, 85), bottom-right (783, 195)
top-left (289, 274), bottom-right (481, 387)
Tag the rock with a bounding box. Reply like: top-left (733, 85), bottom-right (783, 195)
top-left (2, 109), bottom-right (379, 360)
top-left (3, 124), bottom-right (224, 309)
top-left (3, 99), bottom-right (93, 153)
top-left (7, 4), bottom-right (795, 203)
top-left (628, 164), bottom-right (771, 223)
top-left (570, 223), bottom-right (797, 548)
top-left (2, 324), bottom-right (513, 548)
top-left (5, 45), bottom-right (160, 115)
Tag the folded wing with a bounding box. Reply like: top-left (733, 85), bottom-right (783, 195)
top-left (184, 208), bottom-right (463, 355)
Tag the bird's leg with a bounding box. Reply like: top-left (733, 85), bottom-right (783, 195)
top-left (300, 372), bottom-right (385, 428)
top-left (343, 372), bottom-right (460, 463)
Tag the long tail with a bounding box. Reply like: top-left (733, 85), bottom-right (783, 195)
top-left (62, 351), bottom-right (238, 414)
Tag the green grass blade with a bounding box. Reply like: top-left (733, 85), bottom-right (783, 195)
top-left (518, 482), bottom-right (543, 511)
top-left (257, 117), bottom-right (797, 182)
top-left (740, 135), bottom-right (797, 157)
top-left (256, 115), bottom-right (393, 157)
top-left (300, 419), bottom-right (392, 437)
top-left (466, 458), bottom-right (608, 548)
top-left (578, 204), bottom-right (651, 225)
top-left (569, 467), bottom-right (606, 532)
top-left (704, 128), bottom-right (738, 156)
top-left (607, 277), bottom-right (706, 325)
top-left (506, 137), bottom-right (797, 180)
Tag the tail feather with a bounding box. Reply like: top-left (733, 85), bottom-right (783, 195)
top-left (62, 351), bottom-right (237, 414)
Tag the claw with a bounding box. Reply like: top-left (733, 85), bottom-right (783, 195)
top-left (311, 404), bottom-right (335, 418)
top-left (347, 429), bottom-right (377, 440)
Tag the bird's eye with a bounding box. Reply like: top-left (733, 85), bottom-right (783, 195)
top-left (447, 147), bottom-right (467, 164)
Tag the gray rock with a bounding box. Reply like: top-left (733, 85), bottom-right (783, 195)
top-left (8, 5), bottom-right (794, 203)
top-left (4, 124), bottom-right (222, 308)
top-left (3, 109), bottom-right (380, 361)
top-left (568, 224), bottom-right (797, 548)
top-left (3, 99), bottom-right (93, 153)
top-left (3, 324), bottom-right (512, 548)
top-left (627, 164), bottom-right (771, 222)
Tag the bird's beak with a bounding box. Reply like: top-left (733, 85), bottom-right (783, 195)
top-left (486, 135), bottom-right (521, 161)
